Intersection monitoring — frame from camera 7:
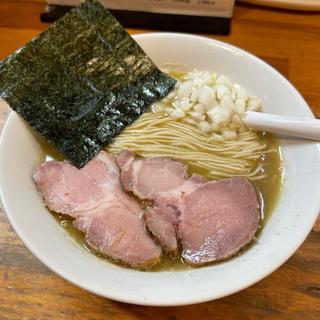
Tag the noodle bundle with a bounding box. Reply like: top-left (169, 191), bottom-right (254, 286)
top-left (108, 112), bottom-right (274, 180)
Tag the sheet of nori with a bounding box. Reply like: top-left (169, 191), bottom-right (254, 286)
top-left (0, 0), bottom-right (176, 168)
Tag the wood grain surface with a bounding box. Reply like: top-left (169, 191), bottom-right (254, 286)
top-left (0, 1), bottom-right (319, 319)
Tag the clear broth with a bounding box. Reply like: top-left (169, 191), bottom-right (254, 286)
top-left (39, 132), bottom-right (282, 271)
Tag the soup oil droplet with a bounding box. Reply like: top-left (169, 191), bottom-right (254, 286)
top-left (60, 220), bottom-right (68, 228)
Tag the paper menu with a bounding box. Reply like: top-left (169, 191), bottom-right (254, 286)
top-left (46, 0), bottom-right (235, 18)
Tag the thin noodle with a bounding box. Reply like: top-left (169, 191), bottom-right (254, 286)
top-left (107, 112), bottom-right (271, 180)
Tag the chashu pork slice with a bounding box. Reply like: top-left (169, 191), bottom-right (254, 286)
top-left (116, 150), bottom-right (188, 200)
top-left (117, 150), bottom-right (260, 266)
top-left (33, 151), bottom-right (161, 269)
top-left (116, 150), bottom-right (189, 255)
top-left (178, 177), bottom-right (260, 266)
top-left (143, 174), bottom-right (206, 256)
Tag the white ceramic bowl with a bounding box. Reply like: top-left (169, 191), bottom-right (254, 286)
top-left (1, 33), bottom-right (320, 306)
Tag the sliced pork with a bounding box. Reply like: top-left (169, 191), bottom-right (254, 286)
top-left (117, 150), bottom-right (190, 255)
top-left (144, 206), bottom-right (178, 255)
top-left (143, 174), bottom-right (207, 255)
top-left (117, 150), bottom-right (187, 199)
top-left (117, 150), bottom-right (260, 266)
top-left (33, 151), bottom-right (161, 269)
top-left (178, 177), bottom-right (260, 265)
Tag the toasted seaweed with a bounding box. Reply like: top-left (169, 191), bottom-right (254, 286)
top-left (0, 0), bottom-right (176, 167)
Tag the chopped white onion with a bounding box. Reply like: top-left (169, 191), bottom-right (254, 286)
top-left (167, 91), bottom-right (176, 100)
top-left (190, 88), bottom-right (199, 102)
top-left (189, 111), bottom-right (205, 122)
top-left (198, 85), bottom-right (215, 107)
top-left (165, 107), bottom-right (173, 114)
top-left (183, 117), bottom-right (198, 125)
top-left (234, 99), bottom-right (246, 115)
top-left (177, 80), bottom-right (193, 99)
top-left (247, 96), bottom-right (262, 111)
top-left (207, 97), bottom-right (219, 110)
top-left (151, 102), bottom-right (163, 113)
top-left (211, 133), bottom-right (224, 142)
top-left (220, 96), bottom-right (234, 110)
top-left (234, 84), bottom-right (248, 101)
top-left (170, 108), bottom-right (185, 119)
top-left (207, 106), bottom-right (231, 125)
top-left (216, 84), bottom-right (231, 101)
top-left (211, 122), bottom-right (220, 131)
top-left (232, 114), bottom-right (242, 125)
top-left (193, 103), bottom-right (206, 114)
top-left (153, 69), bottom-right (263, 140)
top-left (222, 129), bottom-right (237, 140)
top-left (179, 97), bottom-right (191, 111)
top-left (199, 121), bottom-right (212, 133)
top-left (216, 75), bottom-right (233, 89)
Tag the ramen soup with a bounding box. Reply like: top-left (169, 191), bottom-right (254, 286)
top-left (35, 69), bottom-right (282, 271)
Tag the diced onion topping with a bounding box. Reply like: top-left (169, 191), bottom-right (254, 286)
top-left (152, 70), bottom-right (263, 141)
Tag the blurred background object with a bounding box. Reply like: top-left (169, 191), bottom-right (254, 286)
top-left (41, 0), bottom-right (235, 34)
top-left (238, 0), bottom-right (320, 11)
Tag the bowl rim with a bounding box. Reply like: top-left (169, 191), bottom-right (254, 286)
top-left (1, 32), bottom-right (320, 306)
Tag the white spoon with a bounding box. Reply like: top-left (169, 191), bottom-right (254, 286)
top-left (243, 111), bottom-right (320, 141)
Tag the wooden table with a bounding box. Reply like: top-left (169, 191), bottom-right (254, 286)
top-left (0, 1), bottom-right (319, 319)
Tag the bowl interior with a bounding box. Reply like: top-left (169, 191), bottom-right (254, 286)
top-left (1, 33), bottom-right (320, 306)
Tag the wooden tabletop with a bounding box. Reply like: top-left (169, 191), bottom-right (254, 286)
top-left (0, 1), bottom-right (319, 319)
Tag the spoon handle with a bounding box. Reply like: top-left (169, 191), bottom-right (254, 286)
top-left (243, 111), bottom-right (320, 141)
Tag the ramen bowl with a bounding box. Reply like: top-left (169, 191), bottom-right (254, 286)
top-left (0, 33), bottom-right (319, 306)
